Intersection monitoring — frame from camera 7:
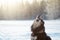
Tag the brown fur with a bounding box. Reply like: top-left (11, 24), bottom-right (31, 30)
top-left (31, 15), bottom-right (51, 40)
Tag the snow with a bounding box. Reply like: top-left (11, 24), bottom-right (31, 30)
top-left (0, 20), bottom-right (60, 40)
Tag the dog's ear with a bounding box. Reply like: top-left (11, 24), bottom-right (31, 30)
top-left (40, 15), bottom-right (43, 20)
top-left (36, 15), bottom-right (40, 19)
top-left (36, 15), bottom-right (43, 20)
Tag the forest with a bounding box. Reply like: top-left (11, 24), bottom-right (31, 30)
top-left (0, 0), bottom-right (60, 20)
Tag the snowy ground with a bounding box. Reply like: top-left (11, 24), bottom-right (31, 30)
top-left (0, 20), bottom-right (60, 40)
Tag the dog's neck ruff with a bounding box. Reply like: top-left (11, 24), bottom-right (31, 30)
top-left (38, 29), bottom-right (44, 33)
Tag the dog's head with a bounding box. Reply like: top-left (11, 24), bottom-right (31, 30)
top-left (32, 15), bottom-right (44, 29)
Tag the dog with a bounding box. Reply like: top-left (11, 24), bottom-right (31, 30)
top-left (31, 15), bottom-right (51, 40)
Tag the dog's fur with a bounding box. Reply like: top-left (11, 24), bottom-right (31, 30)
top-left (31, 15), bottom-right (51, 40)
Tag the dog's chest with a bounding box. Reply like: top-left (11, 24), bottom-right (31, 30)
top-left (31, 36), bottom-right (37, 40)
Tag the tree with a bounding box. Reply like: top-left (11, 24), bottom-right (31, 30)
top-left (46, 0), bottom-right (60, 19)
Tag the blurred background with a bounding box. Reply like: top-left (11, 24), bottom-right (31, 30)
top-left (0, 0), bottom-right (60, 40)
top-left (0, 0), bottom-right (60, 20)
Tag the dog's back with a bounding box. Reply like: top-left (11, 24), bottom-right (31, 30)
top-left (36, 32), bottom-right (51, 40)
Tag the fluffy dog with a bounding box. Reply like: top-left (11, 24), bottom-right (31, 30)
top-left (31, 15), bottom-right (51, 40)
